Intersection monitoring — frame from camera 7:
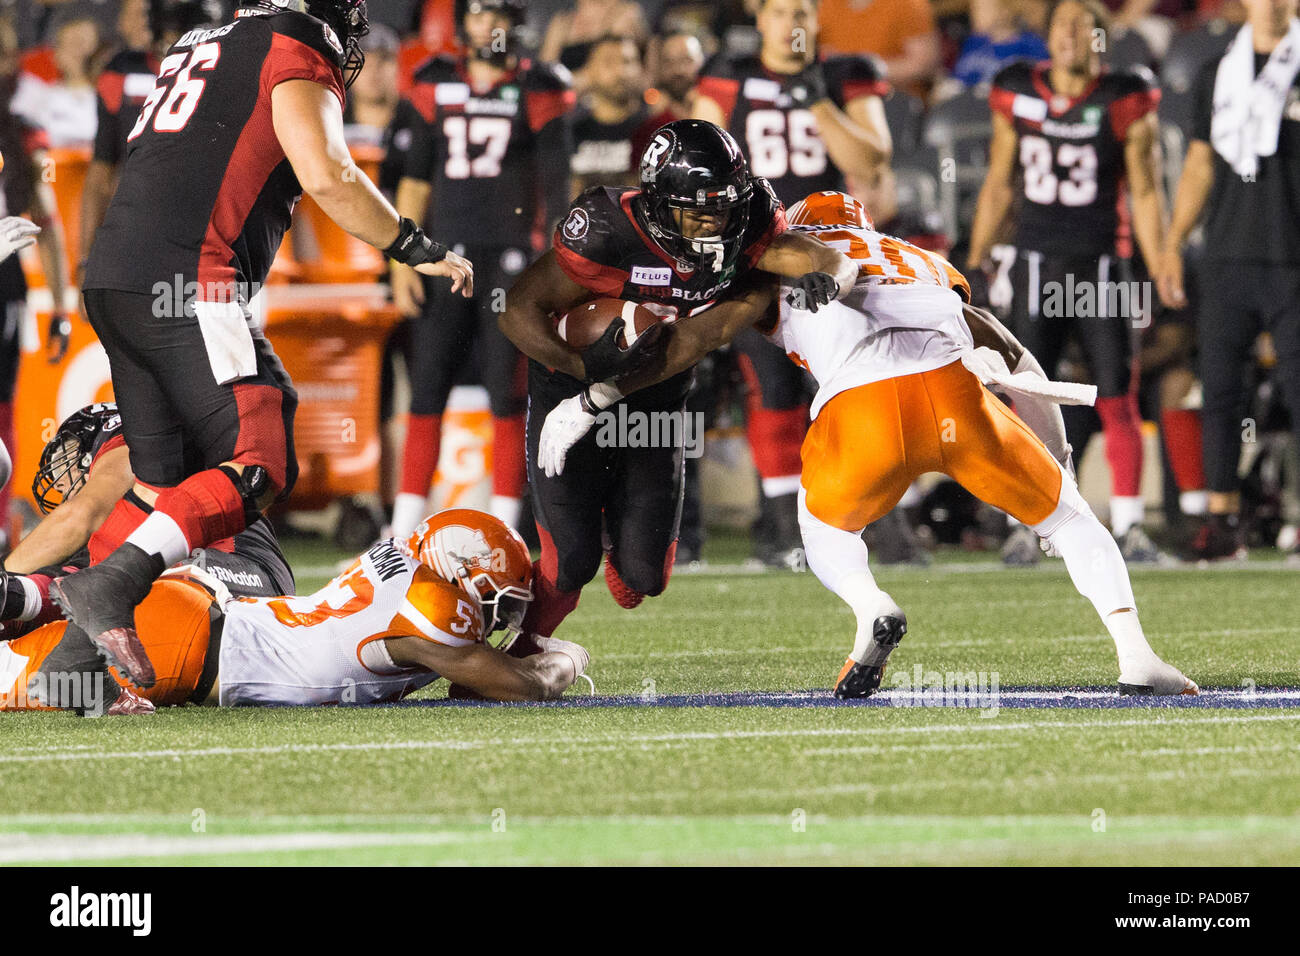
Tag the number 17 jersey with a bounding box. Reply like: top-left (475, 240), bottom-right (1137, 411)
top-left (83, 9), bottom-right (346, 300)
top-left (990, 62), bottom-right (1158, 259)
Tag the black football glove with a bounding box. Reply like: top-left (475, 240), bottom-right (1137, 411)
top-left (785, 272), bottom-right (839, 313)
top-left (579, 318), bottom-right (665, 383)
top-left (46, 312), bottom-right (71, 364)
top-left (789, 62), bottom-right (831, 107)
top-left (965, 266), bottom-right (991, 308)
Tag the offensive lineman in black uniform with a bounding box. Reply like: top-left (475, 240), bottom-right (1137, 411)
top-left (53, 0), bottom-right (473, 690)
top-left (967, 0), bottom-right (1171, 563)
top-left (387, 0), bottom-right (574, 539)
top-left (499, 120), bottom-right (857, 641)
top-left (694, 0), bottom-right (892, 567)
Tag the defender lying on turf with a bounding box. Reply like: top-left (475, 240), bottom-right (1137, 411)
top-left (0, 510), bottom-right (589, 714)
top-left (537, 189), bottom-right (1198, 698)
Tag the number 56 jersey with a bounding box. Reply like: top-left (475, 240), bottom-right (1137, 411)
top-left (990, 62), bottom-right (1158, 259)
top-left (218, 539), bottom-right (485, 706)
top-left (82, 8), bottom-right (346, 300)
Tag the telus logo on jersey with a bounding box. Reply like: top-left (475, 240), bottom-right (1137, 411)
top-left (630, 266), bottom-right (672, 286)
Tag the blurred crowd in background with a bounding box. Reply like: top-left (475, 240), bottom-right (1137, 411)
top-left (1, 0), bottom-right (1297, 568)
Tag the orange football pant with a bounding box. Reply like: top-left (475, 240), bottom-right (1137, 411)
top-left (801, 360), bottom-right (1064, 531)
top-left (0, 578), bottom-right (216, 711)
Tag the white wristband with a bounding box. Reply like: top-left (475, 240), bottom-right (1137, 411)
top-left (586, 381), bottom-right (624, 410)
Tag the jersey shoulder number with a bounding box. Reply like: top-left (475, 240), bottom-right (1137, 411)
top-left (389, 565), bottom-right (484, 647)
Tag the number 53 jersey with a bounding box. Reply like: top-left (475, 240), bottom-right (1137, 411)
top-left (990, 62), bottom-right (1159, 259)
top-left (82, 8), bottom-right (346, 299)
top-left (218, 539), bottom-right (485, 706)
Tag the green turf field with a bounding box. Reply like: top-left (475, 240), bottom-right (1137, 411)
top-left (1, 534), bottom-right (1297, 865)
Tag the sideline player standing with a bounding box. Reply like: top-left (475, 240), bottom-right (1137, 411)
top-left (499, 120), bottom-right (857, 643)
top-left (54, 0), bottom-right (474, 688)
top-left (694, 0), bottom-right (892, 567)
top-left (967, 0), bottom-right (1171, 562)
top-left (388, 0), bottom-right (573, 536)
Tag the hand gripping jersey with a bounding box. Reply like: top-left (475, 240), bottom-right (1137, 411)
top-left (401, 54), bottom-right (573, 247)
top-left (767, 223), bottom-right (974, 418)
top-left (218, 538), bottom-right (484, 706)
top-left (82, 9), bottom-right (346, 302)
top-left (697, 54), bottom-right (889, 204)
top-left (990, 62), bottom-right (1160, 258)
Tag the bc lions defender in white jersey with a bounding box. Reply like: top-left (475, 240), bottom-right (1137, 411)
top-left (2, 510), bottom-right (590, 714)
top-left (537, 190), bottom-right (1197, 699)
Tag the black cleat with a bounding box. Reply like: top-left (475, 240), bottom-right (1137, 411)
top-left (49, 547), bottom-right (160, 688)
top-left (833, 611), bottom-right (907, 699)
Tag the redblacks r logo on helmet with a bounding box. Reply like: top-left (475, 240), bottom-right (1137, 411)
top-left (641, 130), bottom-right (675, 180)
top-left (563, 208), bottom-right (589, 241)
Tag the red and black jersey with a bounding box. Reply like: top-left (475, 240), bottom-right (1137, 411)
top-left (991, 62), bottom-right (1159, 259)
top-left (82, 9), bottom-right (346, 301)
top-left (91, 48), bottom-right (162, 166)
top-left (697, 53), bottom-right (889, 205)
top-left (553, 180), bottom-right (785, 318)
top-left (400, 55), bottom-right (574, 249)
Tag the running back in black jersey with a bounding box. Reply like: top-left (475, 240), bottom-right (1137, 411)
top-left (697, 54), bottom-right (889, 205)
top-left (553, 180), bottom-right (786, 319)
top-left (400, 55), bottom-right (574, 248)
top-left (83, 9), bottom-right (346, 301)
top-left (91, 49), bottom-right (161, 167)
top-left (991, 62), bottom-right (1159, 258)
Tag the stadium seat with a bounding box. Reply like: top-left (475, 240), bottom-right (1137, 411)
top-left (882, 89), bottom-right (926, 164)
top-left (922, 88), bottom-right (992, 245)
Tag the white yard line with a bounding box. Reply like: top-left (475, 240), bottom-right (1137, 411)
top-left (2, 712), bottom-right (1297, 765)
top-left (0, 830), bottom-right (482, 863)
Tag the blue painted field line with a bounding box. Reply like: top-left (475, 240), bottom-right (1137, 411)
top-left (395, 687), bottom-right (1300, 710)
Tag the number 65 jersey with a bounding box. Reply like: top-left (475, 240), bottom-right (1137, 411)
top-left (82, 8), bottom-right (346, 300)
top-left (218, 539), bottom-right (485, 706)
top-left (990, 62), bottom-right (1159, 259)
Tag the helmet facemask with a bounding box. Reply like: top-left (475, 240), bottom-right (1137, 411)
top-left (32, 434), bottom-right (90, 515)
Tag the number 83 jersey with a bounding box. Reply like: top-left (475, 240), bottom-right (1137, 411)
top-left (990, 62), bottom-right (1159, 258)
top-left (83, 8), bottom-right (347, 299)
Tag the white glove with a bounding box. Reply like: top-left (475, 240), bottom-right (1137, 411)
top-left (538, 393), bottom-right (597, 478)
top-left (534, 635), bottom-right (590, 680)
top-left (0, 217), bottom-right (39, 264)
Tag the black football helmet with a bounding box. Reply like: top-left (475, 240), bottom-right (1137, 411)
top-left (636, 120), bottom-right (755, 273)
top-left (244, 0), bottom-right (370, 87)
top-left (32, 403), bottom-right (121, 515)
top-left (458, 0), bottom-right (527, 68)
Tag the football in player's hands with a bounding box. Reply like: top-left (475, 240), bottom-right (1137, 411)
top-left (562, 299), bottom-right (665, 382)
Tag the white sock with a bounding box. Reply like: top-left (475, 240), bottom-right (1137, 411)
top-left (391, 492), bottom-right (429, 539)
top-left (1033, 473), bottom-right (1136, 618)
top-left (1110, 495), bottom-right (1145, 537)
top-left (1179, 490), bottom-right (1209, 516)
top-left (1104, 608), bottom-right (1162, 674)
top-left (798, 489), bottom-right (896, 664)
top-left (489, 494), bottom-right (522, 530)
top-left (761, 475), bottom-right (802, 498)
top-left (125, 511), bottom-right (191, 566)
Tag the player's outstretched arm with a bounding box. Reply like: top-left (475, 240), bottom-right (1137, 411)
top-left (385, 635), bottom-right (589, 702)
top-left (1124, 112), bottom-right (1168, 290)
top-left (4, 444), bottom-right (134, 574)
top-left (965, 111), bottom-right (1018, 272)
top-left (755, 231), bottom-right (857, 306)
top-left (270, 80), bottom-right (472, 295)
